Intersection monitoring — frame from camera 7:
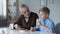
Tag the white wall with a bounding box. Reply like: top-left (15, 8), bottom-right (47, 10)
top-left (0, 0), bottom-right (3, 15)
top-left (19, 0), bottom-right (28, 5)
top-left (27, 0), bottom-right (41, 14)
top-left (47, 0), bottom-right (60, 25)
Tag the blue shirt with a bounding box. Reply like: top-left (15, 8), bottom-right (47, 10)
top-left (35, 17), bottom-right (55, 33)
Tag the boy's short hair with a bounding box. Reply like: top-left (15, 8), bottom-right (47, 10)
top-left (39, 7), bottom-right (50, 15)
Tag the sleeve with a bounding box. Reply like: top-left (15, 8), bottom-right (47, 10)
top-left (30, 13), bottom-right (39, 27)
top-left (14, 16), bottom-right (22, 26)
top-left (34, 25), bottom-right (40, 31)
top-left (30, 20), bottom-right (36, 27)
top-left (35, 13), bottom-right (39, 19)
top-left (46, 21), bottom-right (55, 33)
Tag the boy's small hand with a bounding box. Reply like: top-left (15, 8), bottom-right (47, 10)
top-left (36, 21), bottom-right (39, 25)
top-left (36, 21), bottom-right (42, 26)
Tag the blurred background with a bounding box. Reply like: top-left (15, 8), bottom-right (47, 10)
top-left (0, 0), bottom-right (60, 34)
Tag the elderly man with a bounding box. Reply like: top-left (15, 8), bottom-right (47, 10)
top-left (13, 4), bottom-right (38, 31)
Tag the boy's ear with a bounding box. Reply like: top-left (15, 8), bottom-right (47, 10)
top-left (46, 14), bottom-right (49, 17)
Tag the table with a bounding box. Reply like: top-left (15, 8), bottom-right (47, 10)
top-left (0, 28), bottom-right (56, 34)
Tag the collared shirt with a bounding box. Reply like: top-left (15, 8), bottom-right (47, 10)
top-left (35, 17), bottom-right (55, 33)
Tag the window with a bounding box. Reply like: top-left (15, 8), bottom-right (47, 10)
top-left (0, 0), bottom-right (6, 19)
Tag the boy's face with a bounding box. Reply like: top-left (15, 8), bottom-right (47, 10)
top-left (39, 11), bottom-right (48, 20)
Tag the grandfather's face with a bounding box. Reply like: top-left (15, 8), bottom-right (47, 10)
top-left (20, 7), bottom-right (29, 16)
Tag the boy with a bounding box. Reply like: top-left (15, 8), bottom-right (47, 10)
top-left (35, 7), bottom-right (54, 33)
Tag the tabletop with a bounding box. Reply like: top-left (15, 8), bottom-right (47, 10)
top-left (0, 28), bottom-right (56, 34)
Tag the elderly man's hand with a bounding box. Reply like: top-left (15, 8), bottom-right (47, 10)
top-left (30, 27), bottom-right (35, 32)
top-left (14, 24), bottom-right (20, 30)
top-left (9, 23), bottom-right (14, 30)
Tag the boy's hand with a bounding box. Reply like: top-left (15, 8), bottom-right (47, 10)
top-left (36, 21), bottom-right (40, 26)
top-left (36, 21), bottom-right (42, 26)
top-left (36, 19), bottom-right (42, 26)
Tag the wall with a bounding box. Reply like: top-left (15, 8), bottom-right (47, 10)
top-left (47, 0), bottom-right (60, 25)
top-left (0, 0), bottom-right (3, 15)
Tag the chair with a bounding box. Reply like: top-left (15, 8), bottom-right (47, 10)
top-left (55, 23), bottom-right (60, 34)
top-left (0, 16), bottom-right (9, 27)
